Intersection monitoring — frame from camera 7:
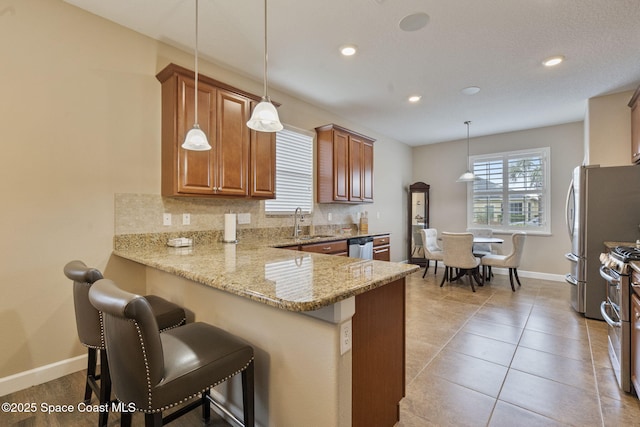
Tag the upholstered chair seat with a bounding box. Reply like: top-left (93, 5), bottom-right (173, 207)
top-left (63, 260), bottom-right (186, 427)
top-left (88, 278), bottom-right (255, 427)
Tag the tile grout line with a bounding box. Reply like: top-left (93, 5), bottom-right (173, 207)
top-left (584, 318), bottom-right (606, 427)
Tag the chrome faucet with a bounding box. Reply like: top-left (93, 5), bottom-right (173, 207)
top-left (293, 207), bottom-right (302, 238)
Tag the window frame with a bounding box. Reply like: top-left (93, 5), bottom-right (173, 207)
top-left (264, 124), bottom-right (314, 215)
top-left (466, 147), bottom-right (551, 235)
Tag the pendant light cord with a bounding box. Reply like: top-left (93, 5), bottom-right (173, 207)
top-left (263, 0), bottom-right (268, 99)
top-left (194, 0), bottom-right (200, 124)
top-left (465, 120), bottom-right (471, 158)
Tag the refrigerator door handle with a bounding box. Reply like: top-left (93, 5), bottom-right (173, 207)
top-left (565, 178), bottom-right (575, 239)
top-left (565, 253), bottom-right (579, 262)
top-left (564, 273), bottom-right (578, 285)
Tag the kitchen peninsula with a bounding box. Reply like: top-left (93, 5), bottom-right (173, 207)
top-left (112, 232), bottom-right (419, 426)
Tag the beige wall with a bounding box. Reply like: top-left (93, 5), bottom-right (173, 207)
top-left (0, 0), bottom-right (412, 381)
top-left (411, 122), bottom-right (584, 276)
top-left (585, 90), bottom-right (635, 166)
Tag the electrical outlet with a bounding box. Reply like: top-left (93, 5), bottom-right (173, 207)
top-left (163, 213), bottom-right (172, 226)
top-left (340, 320), bottom-right (352, 355)
top-left (328, 213), bottom-right (332, 221)
top-left (376, 211), bottom-right (380, 219)
top-left (237, 213), bottom-right (251, 224)
top-left (182, 213), bottom-right (191, 225)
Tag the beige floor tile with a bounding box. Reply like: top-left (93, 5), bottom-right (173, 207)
top-left (510, 346), bottom-right (597, 391)
top-left (489, 401), bottom-right (567, 427)
top-left (474, 305), bottom-right (530, 328)
top-left (446, 331), bottom-right (517, 366)
top-left (499, 369), bottom-right (602, 426)
top-left (403, 372), bottom-right (496, 427)
top-left (518, 329), bottom-right (592, 361)
top-left (422, 348), bottom-right (508, 397)
top-left (461, 317), bottom-right (524, 345)
top-left (600, 394), bottom-right (640, 427)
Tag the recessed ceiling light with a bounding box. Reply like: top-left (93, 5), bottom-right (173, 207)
top-left (461, 86), bottom-right (481, 96)
top-left (340, 44), bottom-right (358, 56)
top-left (408, 95), bottom-right (422, 103)
top-left (399, 12), bottom-right (429, 32)
top-left (542, 55), bottom-right (565, 67)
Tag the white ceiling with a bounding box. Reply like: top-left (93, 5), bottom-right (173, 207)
top-left (64, 0), bottom-right (640, 146)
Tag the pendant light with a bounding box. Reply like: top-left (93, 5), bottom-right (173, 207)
top-left (182, 0), bottom-right (212, 151)
top-left (457, 121), bottom-right (475, 182)
top-left (247, 0), bottom-right (283, 132)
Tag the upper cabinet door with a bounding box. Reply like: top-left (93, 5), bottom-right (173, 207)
top-left (215, 89), bottom-right (250, 196)
top-left (362, 139), bottom-right (374, 202)
top-left (333, 129), bottom-right (350, 201)
top-left (316, 124), bottom-right (375, 204)
top-left (349, 135), bottom-right (364, 202)
top-left (250, 124), bottom-right (276, 198)
top-left (630, 86), bottom-right (640, 164)
top-left (176, 75), bottom-right (217, 195)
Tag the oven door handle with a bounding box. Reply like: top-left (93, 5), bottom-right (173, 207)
top-left (600, 301), bottom-right (622, 328)
top-left (599, 265), bottom-right (620, 285)
top-left (632, 283), bottom-right (640, 292)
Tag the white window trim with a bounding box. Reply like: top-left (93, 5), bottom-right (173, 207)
top-left (466, 147), bottom-right (551, 236)
top-left (264, 124), bottom-right (314, 215)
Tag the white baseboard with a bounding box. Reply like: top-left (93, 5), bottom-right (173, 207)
top-left (0, 354), bottom-right (87, 397)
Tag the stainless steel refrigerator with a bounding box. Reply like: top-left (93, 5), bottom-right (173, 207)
top-left (565, 165), bottom-right (640, 320)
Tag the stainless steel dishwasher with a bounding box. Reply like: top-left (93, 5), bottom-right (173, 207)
top-left (348, 236), bottom-right (374, 259)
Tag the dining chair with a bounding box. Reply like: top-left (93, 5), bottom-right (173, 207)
top-left (481, 232), bottom-right (527, 291)
top-left (420, 228), bottom-right (444, 277)
top-left (467, 228), bottom-right (495, 256)
top-left (88, 278), bottom-right (255, 427)
top-left (440, 232), bottom-right (483, 292)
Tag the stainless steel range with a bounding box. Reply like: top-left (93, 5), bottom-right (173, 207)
top-left (599, 246), bottom-right (640, 393)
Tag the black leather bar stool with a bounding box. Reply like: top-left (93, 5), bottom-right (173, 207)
top-left (63, 260), bottom-right (186, 427)
top-left (88, 278), bottom-right (255, 427)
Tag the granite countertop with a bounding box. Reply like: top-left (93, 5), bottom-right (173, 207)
top-left (113, 232), bottom-right (418, 312)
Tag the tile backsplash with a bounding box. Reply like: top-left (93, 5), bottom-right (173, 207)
top-left (114, 193), bottom-right (365, 236)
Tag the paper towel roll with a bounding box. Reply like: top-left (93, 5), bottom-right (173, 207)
top-left (224, 213), bottom-right (237, 242)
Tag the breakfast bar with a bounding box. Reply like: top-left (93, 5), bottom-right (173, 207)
top-left (112, 234), bottom-right (419, 427)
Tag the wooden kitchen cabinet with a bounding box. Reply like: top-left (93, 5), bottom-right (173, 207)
top-left (300, 239), bottom-right (348, 256)
top-left (157, 63), bottom-right (275, 198)
top-left (373, 234), bottom-right (391, 261)
top-left (316, 124), bottom-right (375, 203)
top-left (630, 86), bottom-right (640, 164)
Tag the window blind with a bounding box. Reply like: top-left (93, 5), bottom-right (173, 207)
top-left (265, 126), bottom-right (314, 214)
top-left (468, 147), bottom-right (550, 234)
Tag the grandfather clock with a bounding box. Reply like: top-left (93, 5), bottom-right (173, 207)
top-left (408, 182), bottom-right (430, 266)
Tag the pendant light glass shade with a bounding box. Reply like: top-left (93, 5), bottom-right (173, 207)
top-left (183, 0), bottom-right (211, 151)
top-left (247, 0), bottom-right (282, 132)
top-left (182, 124), bottom-right (211, 151)
top-left (456, 121), bottom-right (475, 182)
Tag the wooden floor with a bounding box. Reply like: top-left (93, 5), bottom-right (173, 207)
top-left (0, 369), bottom-right (233, 426)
